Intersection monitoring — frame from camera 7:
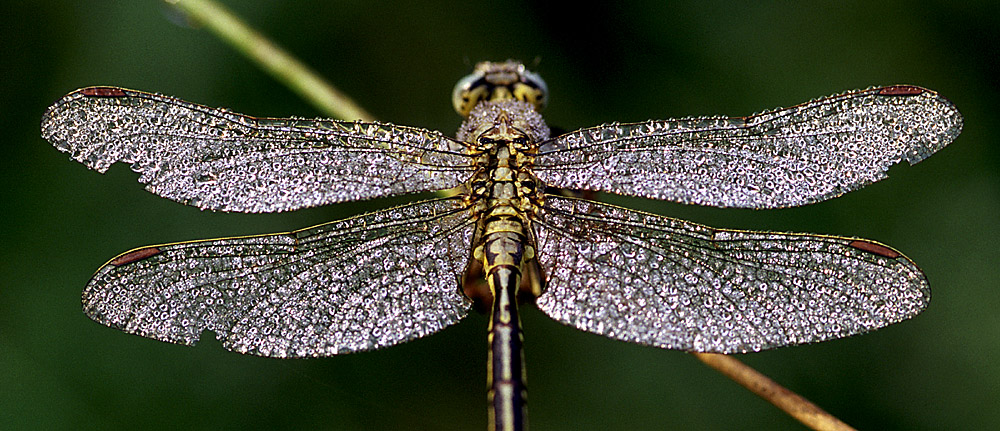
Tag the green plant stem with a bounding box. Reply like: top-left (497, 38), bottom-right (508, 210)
top-left (166, 0), bottom-right (375, 122)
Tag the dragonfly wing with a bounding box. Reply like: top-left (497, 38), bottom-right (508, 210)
top-left (534, 86), bottom-right (962, 208)
top-left (41, 87), bottom-right (473, 213)
top-left (533, 195), bottom-right (929, 354)
top-left (83, 198), bottom-right (475, 358)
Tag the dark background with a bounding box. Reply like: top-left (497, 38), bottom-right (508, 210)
top-left (2, 1), bottom-right (997, 429)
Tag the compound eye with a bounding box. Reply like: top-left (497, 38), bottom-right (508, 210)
top-left (519, 69), bottom-right (548, 109)
top-left (452, 72), bottom-right (487, 116)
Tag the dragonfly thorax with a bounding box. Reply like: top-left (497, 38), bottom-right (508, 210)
top-left (456, 99), bottom-right (546, 318)
top-left (462, 103), bottom-right (546, 218)
top-left (457, 99), bottom-right (550, 144)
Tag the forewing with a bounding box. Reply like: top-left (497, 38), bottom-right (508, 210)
top-left (83, 198), bottom-right (475, 358)
top-left (535, 86), bottom-right (962, 208)
top-left (41, 87), bottom-right (472, 213)
top-left (533, 195), bottom-right (929, 354)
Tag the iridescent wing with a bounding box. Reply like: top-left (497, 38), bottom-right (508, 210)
top-left (534, 86), bottom-right (963, 209)
top-left (533, 195), bottom-right (929, 354)
top-left (83, 197), bottom-right (475, 358)
top-left (41, 87), bottom-right (473, 213)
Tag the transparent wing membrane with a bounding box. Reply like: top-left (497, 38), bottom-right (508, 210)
top-left (533, 195), bottom-right (930, 354)
top-left (534, 86), bottom-right (962, 208)
top-left (83, 198), bottom-right (475, 358)
top-left (41, 87), bottom-right (473, 213)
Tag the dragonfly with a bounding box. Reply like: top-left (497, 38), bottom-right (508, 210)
top-left (41, 60), bottom-right (962, 431)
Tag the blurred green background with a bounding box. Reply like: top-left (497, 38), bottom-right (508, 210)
top-left (2, 1), bottom-right (997, 429)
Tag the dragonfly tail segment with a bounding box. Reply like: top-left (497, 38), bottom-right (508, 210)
top-left (483, 245), bottom-right (529, 431)
top-left (476, 203), bottom-right (537, 431)
top-left (474, 191), bottom-right (533, 431)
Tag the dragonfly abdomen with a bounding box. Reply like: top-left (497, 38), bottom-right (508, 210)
top-left (481, 229), bottom-right (529, 431)
top-left (476, 181), bottom-right (536, 431)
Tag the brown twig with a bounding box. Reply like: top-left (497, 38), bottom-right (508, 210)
top-left (693, 352), bottom-right (857, 430)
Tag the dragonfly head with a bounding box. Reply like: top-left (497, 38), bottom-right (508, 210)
top-left (452, 60), bottom-right (548, 117)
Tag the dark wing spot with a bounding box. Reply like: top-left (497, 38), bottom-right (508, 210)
top-left (878, 85), bottom-right (925, 96)
top-left (110, 247), bottom-right (162, 266)
top-left (848, 240), bottom-right (900, 258)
